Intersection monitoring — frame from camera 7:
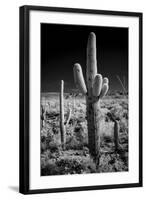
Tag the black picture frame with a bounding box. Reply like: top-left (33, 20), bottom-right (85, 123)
top-left (19, 5), bottom-right (143, 194)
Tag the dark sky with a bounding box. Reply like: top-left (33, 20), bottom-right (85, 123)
top-left (41, 23), bottom-right (128, 93)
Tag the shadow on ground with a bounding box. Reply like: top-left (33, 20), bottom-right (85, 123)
top-left (8, 186), bottom-right (19, 193)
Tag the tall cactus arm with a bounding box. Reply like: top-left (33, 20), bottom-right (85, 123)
top-left (103, 77), bottom-right (109, 84)
top-left (73, 63), bottom-right (87, 95)
top-left (86, 32), bottom-right (97, 94)
top-left (99, 83), bottom-right (109, 98)
top-left (93, 74), bottom-right (103, 97)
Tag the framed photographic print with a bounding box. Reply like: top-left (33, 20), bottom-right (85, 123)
top-left (19, 5), bottom-right (142, 194)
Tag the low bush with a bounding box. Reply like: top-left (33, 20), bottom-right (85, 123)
top-left (41, 153), bottom-right (96, 175)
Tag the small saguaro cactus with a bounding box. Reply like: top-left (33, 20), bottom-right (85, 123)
top-left (73, 32), bottom-right (109, 164)
top-left (60, 80), bottom-right (66, 150)
top-left (114, 120), bottom-right (120, 151)
top-left (107, 112), bottom-right (120, 152)
top-left (41, 105), bottom-right (46, 129)
top-left (60, 80), bottom-right (72, 150)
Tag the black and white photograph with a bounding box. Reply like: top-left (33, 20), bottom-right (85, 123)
top-left (19, 6), bottom-right (142, 194)
top-left (40, 24), bottom-right (129, 176)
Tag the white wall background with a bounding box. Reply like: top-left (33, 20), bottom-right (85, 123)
top-left (0, 0), bottom-right (145, 199)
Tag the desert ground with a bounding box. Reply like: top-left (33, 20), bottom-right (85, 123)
top-left (41, 92), bottom-right (128, 176)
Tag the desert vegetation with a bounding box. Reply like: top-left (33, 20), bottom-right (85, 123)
top-left (41, 32), bottom-right (128, 176)
top-left (41, 93), bottom-right (128, 175)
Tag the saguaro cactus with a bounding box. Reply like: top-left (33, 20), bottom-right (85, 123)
top-left (114, 120), bottom-right (119, 151)
top-left (41, 105), bottom-right (46, 129)
top-left (60, 80), bottom-right (72, 150)
top-left (73, 32), bottom-right (109, 164)
top-left (107, 112), bottom-right (120, 152)
top-left (60, 80), bottom-right (66, 150)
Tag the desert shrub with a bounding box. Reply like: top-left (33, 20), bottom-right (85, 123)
top-left (41, 124), bottom-right (61, 152)
top-left (41, 149), bottom-right (52, 160)
top-left (74, 122), bottom-right (88, 144)
top-left (56, 155), bottom-right (83, 174)
top-left (41, 148), bottom-right (96, 176)
top-left (48, 141), bottom-right (61, 153)
top-left (82, 146), bottom-right (89, 155)
top-left (46, 127), bottom-right (54, 140)
top-left (41, 128), bottom-right (48, 137)
top-left (110, 104), bottom-right (123, 119)
top-left (123, 111), bottom-right (128, 120)
top-left (100, 121), bottom-right (114, 138)
top-left (66, 135), bottom-right (83, 150)
top-left (45, 101), bottom-right (59, 114)
top-left (119, 133), bottom-right (128, 145)
top-left (81, 157), bottom-right (96, 173)
top-left (66, 121), bottom-right (77, 135)
top-left (120, 100), bottom-right (128, 110)
top-left (41, 159), bottom-right (60, 175)
top-left (56, 155), bottom-right (96, 174)
top-left (41, 140), bottom-right (47, 153)
top-left (100, 107), bottom-right (110, 116)
top-left (65, 121), bottom-right (88, 150)
top-left (119, 118), bottom-right (128, 134)
top-left (98, 153), bottom-right (128, 172)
